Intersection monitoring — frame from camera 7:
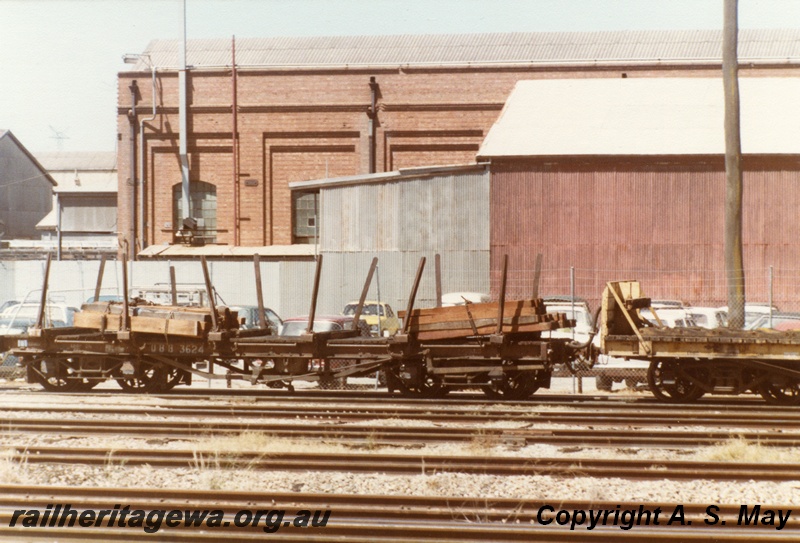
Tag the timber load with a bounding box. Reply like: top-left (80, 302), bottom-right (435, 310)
top-left (400, 299), bottom-right (573, 341)
top-left (73, 301), bottom-right (241, 338)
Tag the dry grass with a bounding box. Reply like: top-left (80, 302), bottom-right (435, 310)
top-left (694, 437), bottom-right (800, 463)
top-left (0, 449), bottom-right (29, 484)
top-left (192, 432), bottom-right (358, 456)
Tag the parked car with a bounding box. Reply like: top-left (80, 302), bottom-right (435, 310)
top-left (592, 355), bottom-right (649, 391)
top-left (687, 306), bottom-right (728, 329)
top-left (0, 304), bottom-right (76, 380)
top-left (640, 307), bottom-right (697, 328)
top-left (0, 316), bottom-right (36, 379)
top-left (280, 315), bottom-right (370, 388)
top-left (228, 305), bottom-right (282, 334)
top-left (440, 292), bottom-right (491, 307)
top-left (543, 298), bottom-right (597, 379)
top-left (85, 294), bottom-right (124, 303)
top-left (542, 297), bottom-right (594, 343)
top-left (0, 303), bottom-right (78, 328)
top-left (341, 301), bottom-right (401, 337)
top-left (0, 300), bottom-right (19, 313)
top-left (718, 303), bottom-right (779, 328)
top-left (650, 299), bottom-right (686, 309)
top-left (747, 312), bottom-right (800, 331)
top-left (130, 285), bottom-right (209, 307)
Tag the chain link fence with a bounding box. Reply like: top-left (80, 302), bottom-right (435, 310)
top-left (2, 260), bottom-right (799, 395)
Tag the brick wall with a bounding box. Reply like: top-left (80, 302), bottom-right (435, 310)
top-left (117, 63), bottom-right (787, 255)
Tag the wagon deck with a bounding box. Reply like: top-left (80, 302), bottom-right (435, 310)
top-left (599, 280), bottom-right (800, 404)
top-left (10, 254), bottom-right (581, 400)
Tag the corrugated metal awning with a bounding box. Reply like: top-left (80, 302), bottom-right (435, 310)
top-left (138, 244), bottom-right (317, 259)
top-left (290, 163), bottom-right (487, 191)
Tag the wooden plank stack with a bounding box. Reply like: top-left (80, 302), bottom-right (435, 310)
top-left (73, 302), bottom-right (240, 338)
top-left (399, 299), bottom-right (573, 341)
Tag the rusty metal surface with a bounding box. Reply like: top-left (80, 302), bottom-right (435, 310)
top-left (490, 157), bottom-right (800, 306)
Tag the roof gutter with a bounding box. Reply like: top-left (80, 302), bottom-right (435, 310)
top-left (124, 56), bottom-right (800, 73)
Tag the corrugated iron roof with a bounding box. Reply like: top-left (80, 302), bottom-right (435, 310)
top-left (128, 29), bottom-right (800, 70)
top-left (35, 151), bottom-right (116, 171)
top-left (289, 163), bottom-right (488, 190)
top-left (0, 129), bottom-right (57, 186)
top-left (477, 77), bottom-right (800, 157)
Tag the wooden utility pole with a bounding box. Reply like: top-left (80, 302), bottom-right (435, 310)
top-left (723, 0), bottom-right (745, 328)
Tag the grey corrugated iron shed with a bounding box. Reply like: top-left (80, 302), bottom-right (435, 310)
top-left (0, 130), bottom-right (56, 186)
top-left (35, 151), bottom-right (117, 194)
top-left (36, 151), bottom-right (116, 172)
top-left (128, 29), bottom-right (800, 70)
top-left (478, 77), bottom-right (800, 158)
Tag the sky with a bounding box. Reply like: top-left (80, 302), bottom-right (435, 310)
top-left (0, 0), bottom-right (798, 153)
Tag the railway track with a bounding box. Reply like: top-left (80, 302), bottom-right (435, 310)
top-left (7, 446), bottom-right (800, 481)
top-left (2, 401), bottom-right (800, 429)
top-left (0, 485), bottom-right (795, 542)
top-left (2, 416), bottom-right (800, 448)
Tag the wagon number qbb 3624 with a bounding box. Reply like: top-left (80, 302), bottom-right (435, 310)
top-left (147, 342), bottom-right (206, 355)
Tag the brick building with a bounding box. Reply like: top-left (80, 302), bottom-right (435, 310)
top-left (117, 29), bottom-right (800, 259)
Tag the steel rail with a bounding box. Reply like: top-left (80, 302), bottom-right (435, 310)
top-left (0, 519), bottom-right (794, 542)
top-left (3, 384), bottom-right (787, 410)
top-left (2, 417), bottom-right (800, 448)
top-left (7, 446), bottom-right (800, 481)
top-left (1, 403), bottom-right (799, 429)
top-left (0, 485), bottom-right (795, 541)
top-left (0, 484), bottom-right (792, 525)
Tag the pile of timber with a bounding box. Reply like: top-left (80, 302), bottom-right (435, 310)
top-left (400, 299), bottom-right (574, 341)
top-left (73, 302), bottom-right (240, 338)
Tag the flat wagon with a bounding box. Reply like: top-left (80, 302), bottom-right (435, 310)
top-left (600, 281), bottom-right (800, 405)
top-left (10, 255), bottom-right (583, 401)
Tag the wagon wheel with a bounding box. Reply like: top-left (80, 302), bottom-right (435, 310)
top-left (398, 374), bottom-right (449, 399)
top-left (646, 360), bottom-right (705, 402)
top-left (758, 374), bottom-right (800, 406)
top-left (162, 367), bottom-right (189, 391)
top-left (32, 359), bottom-right (81, 393)
top-left (71, 379), bottom-right (101, 392)
top-left (116, 360), bottom-right (168, 393)
top-left (415, 375), bottom-right (449, 398)
top-left (482, 371), bottom-right (542, 401)
top-left (317, 359), bottom-right (346, 390)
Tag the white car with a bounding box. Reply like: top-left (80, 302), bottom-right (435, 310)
top-left (0, 303), bottom-right (77, 328)
top-left (543, 298), bottom-right (594, 344)
top-left (718, 304), bottom-right (779, 328)
top-left (639, 307), bottom-right (697, 328)
top-left (440, 292), bottom-right (491, 307)
top-left (687, 307), bottom-right (728, 329)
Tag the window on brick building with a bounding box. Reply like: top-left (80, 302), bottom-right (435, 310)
top-left (292, 190), bottom-right (319, 244)
top-left (173, 181), bottom-right (217, 244)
